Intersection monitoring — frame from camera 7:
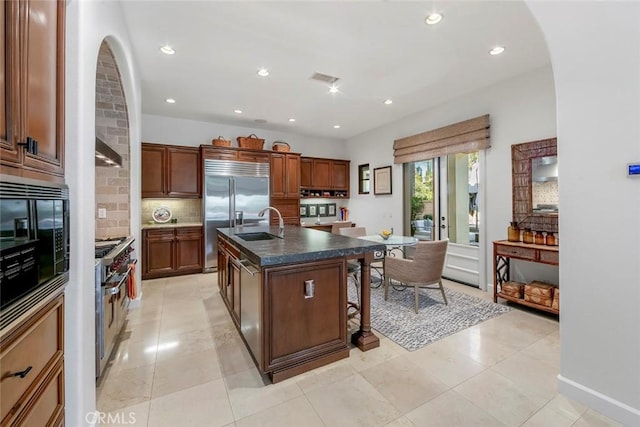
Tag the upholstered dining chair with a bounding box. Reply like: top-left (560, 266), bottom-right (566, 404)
top-left (331, 221), bottom-right (352, 234)
top-left (384, 239), bottom-right (448, 313)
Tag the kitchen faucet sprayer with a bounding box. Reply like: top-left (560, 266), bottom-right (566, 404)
top-left (258, 206), bottom-right (284, 238)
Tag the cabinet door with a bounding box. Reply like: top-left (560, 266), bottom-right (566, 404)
top-left (231, 260), bottom-right (241, 324)
top-left (203, 148), bottom-right (237, 161)
top-left (175, 227), bottom-right (203, 273)
top-left (237, 150), bottom-right (270, 163)
top-left (142, 229), bottom-right (175, 278)
top-left (331, 161), bottom-right (349, 191)
top-left (21, 0), bottom-right (65, 178)
top-left (141, 144), bottom-right (166, 198)
top-left (264, 260), bottom-right (346, 371)
top-left (0, 1), bottom-right (20, 166)
top-left (300, 158), bottom-right (313, 187)
top-left (270, 153), bottom-right (286, 198)
top-left (313, 159), bottom-right (331, 189)
top-left (167, 146), bottom-right (201, 198)
top-left (285, 154), bottom-right (300, 198)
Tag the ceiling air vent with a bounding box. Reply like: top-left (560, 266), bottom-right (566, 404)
top-left (310, 72), bottom-right (340, 84)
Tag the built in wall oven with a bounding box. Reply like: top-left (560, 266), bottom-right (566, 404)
top-left (0, 175), bottom-right (69, 329)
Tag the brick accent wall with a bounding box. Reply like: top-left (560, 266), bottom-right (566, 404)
top-left (95, 41), bottom-right (130, 239)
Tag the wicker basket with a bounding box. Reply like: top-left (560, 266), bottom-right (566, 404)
top-left (236, 134), bottom-right (264, 150)
top-left (211, 136), bottom-right (231, 147)
top-left (272, 141), bottom-right (291, 152)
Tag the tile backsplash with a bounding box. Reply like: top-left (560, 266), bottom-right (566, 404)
top-left (141, 199), bottom-right (203, 224)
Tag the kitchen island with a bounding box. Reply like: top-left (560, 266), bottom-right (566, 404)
top-left (216, 225), bottom-right (385, 383)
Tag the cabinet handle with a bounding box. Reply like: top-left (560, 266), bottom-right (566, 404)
top-left (304, 280), bottom-right (315, 299)
top-left (11, 366), bottom-right (33, 379)
top-left (17, 137), bottom-right (36, 154)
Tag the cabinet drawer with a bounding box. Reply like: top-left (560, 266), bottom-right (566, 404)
top-left (237, 150), bottom-right (270, 163)
top-left (539, 250), bottom-right (559, 264)
top-left (144, 228), bottom-right (175, 239)
top-left (15, 360), bottom-right (64, 427)
top-left (176, 227), bottom-right (203, 238)
top-left (495, 244), bottom-right (535, 260)
top-left (1, 297), bottom-right (63, 423)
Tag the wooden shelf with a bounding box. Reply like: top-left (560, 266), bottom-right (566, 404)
top-left (496, 292), bottom-right (559, 315)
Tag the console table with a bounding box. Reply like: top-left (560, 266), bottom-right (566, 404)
top-left (493, 240), bottom-right (559, 314)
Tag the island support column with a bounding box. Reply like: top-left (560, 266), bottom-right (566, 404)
top-left (351, 252), bottom-right (380, 351)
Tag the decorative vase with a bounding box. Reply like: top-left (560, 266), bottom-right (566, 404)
top-left (534, 230), bottom-right (545, 245)
top-left (507, 222), bottom-right (520, 242)
top-left (522, 228), bottom-right (534, 244)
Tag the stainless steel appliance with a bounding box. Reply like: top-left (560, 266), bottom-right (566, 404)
top-left (0, 175), bottom-right (69, 329)
top-left (204, 160), bottom-right (270, 272)
top-left (95, 236), bottom-right (136, 379)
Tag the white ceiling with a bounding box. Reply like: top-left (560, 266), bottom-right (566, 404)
top-left (120, 1), bottom-right (550, 140)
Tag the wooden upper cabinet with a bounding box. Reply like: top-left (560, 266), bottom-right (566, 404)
top-left (299, 156), bottom-right (350, 198)
top-left (270, 152), bottom-right (300, 199)
top-left (141, 144), bottom-right (166, 198)
top-left (312, 159), bottom-right (331, 189)
top-left (300, 158), bottom-right (313, 188)
top-left (285, 154), bottom-right (300, 196)
top-left (1, 0), bottom-right (65, 182)
top-left (167, 147), bottom-right (201, 197)
top-left (142, 143), bottom-right (201, 198)
top-left (331, 160), bottom-right (349, 190)
top-left (270, 153), bottom-right (286, 198)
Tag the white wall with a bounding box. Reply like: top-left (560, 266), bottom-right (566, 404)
top-left (528, 2), bottom-right (640, 425)
top-left (142, 114), bottom-right (346, 159)
top-left (65, 1), bottom-right (141, 424)
top-left (345, 65), bottom-right (558, 287)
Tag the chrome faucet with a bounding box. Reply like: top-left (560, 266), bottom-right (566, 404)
top-left (258, 206), bottom-right (284, 238)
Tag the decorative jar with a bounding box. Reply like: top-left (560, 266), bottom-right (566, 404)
top-left (534, 230), bottom-right (545, 245)
top-left (507, 222), bottom-right (520, 242)
top-left (522, 228), bottom-right (534, 244)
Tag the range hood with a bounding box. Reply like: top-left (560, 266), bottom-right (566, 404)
top-left (95, 137), bottom-right (122, 168)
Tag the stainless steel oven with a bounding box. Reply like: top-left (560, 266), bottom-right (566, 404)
top-left (95, 236), bottom-right (136, 379)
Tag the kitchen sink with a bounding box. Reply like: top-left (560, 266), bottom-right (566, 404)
top-left (236, 232), bottom-right (280, 241)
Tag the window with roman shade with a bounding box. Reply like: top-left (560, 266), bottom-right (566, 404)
top-left (393, 114), bottom-right (490, 164)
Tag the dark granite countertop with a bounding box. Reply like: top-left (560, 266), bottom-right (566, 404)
top-left (217, 225), bottom-right (386, 267)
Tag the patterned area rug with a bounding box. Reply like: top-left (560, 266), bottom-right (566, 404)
top-left (349, 281), bottom-right (511, 351)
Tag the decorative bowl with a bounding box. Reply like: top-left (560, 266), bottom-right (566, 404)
top-left (380, 230), bottom-right (392, 240)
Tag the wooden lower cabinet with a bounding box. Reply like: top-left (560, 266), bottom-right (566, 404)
top-left (217, 234), bottom-right (350, 383)
top-left (263, 259), bottom-right (348, 381)
top-left (0, 295), bottom-right (64, 427)
top-left (142, 227), bottom-right (203, 279)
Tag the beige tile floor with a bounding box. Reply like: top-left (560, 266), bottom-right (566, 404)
top-left (97, 274), bottom-right (621, 427)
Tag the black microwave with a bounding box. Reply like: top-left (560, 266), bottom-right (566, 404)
top-left (0, 176), bottom-right (69, 311)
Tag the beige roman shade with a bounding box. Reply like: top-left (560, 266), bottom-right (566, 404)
top-left (393, 114), bottom-right (490, 164)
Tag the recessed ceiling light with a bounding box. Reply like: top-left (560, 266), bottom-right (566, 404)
top-left (234, 109), bottom-right (243, 114)
top-left (160, 45), bottom-right (175, 55)
top-left (489, 46), bottom-right (505, 56)
top-left (383, 99), bottom-right (393, 105)
top-left (328, 85), bottom-right (339, 94)
top-left (165, 98), bottom-right (176, 104)
top-left (288, 118), bottom-right (296, 122)
top-left (333, 125), bottom-right (341, 129)
top-left (425, 13), bottom-right (442, 25)
top-left (257, 68), bottom-right (269, 77)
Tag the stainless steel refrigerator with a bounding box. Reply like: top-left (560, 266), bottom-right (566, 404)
top-left (203, 159), bottom-right (270, 272)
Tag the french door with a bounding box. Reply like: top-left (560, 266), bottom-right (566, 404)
top-left (404, 152), bottom-right (484, 288)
